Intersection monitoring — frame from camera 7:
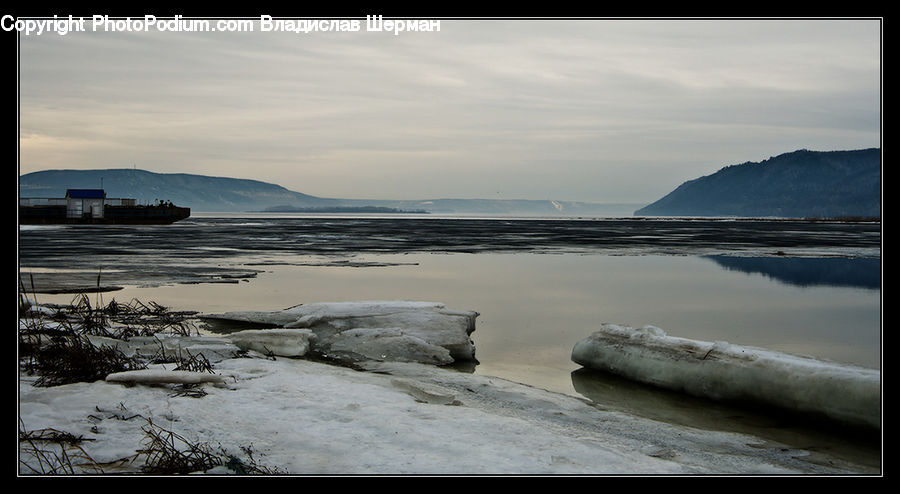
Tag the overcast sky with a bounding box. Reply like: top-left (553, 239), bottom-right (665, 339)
top-left (17, 17), bottom-right (881, 203)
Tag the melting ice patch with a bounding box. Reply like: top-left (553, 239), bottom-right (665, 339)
top-left (571, 324), bottom-right (880, 429)
top-left (202, 301), bottom-right (479, 365)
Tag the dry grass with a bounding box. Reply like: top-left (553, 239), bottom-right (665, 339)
top-left (135, 420), bottom-right (286, 474)
top-left (19, 273), bottom-right (285, 475)
top-left (136, 419), bottom-right (224, 474)
top-left (21, 417), bottom-right (286, 475)
top-left (20, 330), bottom-right (147, 388)
top-left (19, 272), bottom-right (204, 388)
top-left (18, 419), bottom-right (104, 475)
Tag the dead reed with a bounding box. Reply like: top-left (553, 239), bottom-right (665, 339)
top-left (19, 272), bottom-right (204, 387)
top-left (18, 419), bottom-right (104, 475)
top-left (20, 330), bottom-right (147, 387)
top-left (136, 419), bottom-right (224, 474)
top-left (19, 273), bottom-right (286, 475)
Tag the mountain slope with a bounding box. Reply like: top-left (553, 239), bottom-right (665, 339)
top-left (19, 169), bottom-right (339, 212)
top-left (634, 149), bottom-right (881, 218)
top-left (19, 168), bottom-right (641, 215)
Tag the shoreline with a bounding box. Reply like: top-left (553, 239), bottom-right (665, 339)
top-left (18, 217), bottom-right (882, 475)
top-left (17, 351), bottom-right (882, 475)
top-left (18, 296), bottom-right (882, 475)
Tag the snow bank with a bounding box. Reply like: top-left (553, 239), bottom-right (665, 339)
top-left (18, 300), bottom-right (881, 474)
top-left (571, 324), bottom-right (881, 429)
top-left (21, 357), bottom-right (871, 475)
top-left (203, 301), bottom-right (479, 364)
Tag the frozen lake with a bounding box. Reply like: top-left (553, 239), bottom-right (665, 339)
top-left (18, 215), bottom-right (881, 467)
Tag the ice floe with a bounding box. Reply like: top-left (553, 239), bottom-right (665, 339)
top-left (85, 334), bottom-right (243, 363)
top-left (571, 324), bottom-right (881, 429)
top-left (105, 369), bottom-right (228, 385)
top-left (226, 328), bottom-right (316, 358)
top-left (202, 301), bottom-right (479, 365)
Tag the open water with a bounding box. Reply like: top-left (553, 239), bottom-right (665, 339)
top-left (18, 214), bottom-right (882, 470)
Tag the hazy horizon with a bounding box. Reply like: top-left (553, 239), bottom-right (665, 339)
top-left (16, 17), bottom-right (881, 203)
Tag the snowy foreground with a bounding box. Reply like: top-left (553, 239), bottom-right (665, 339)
top-left (19, 301), bottom-right (881, 475)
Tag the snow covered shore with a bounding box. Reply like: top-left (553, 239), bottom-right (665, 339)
top-left (18, 356), bottom-right (878, 475)
top-left (571, 325), bottom-right (881, 430)
top-left (18, 300), bottom-right (880, 475)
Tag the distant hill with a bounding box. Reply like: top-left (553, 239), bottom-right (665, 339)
top-left (18, 168), bottom-right (641, 216)
top-left (18, 168), bottom-right (337, 213)
top-left (634, 149), bottom-right (881, 218)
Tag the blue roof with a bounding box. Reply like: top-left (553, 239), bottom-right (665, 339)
top-left (66, 189), bottom-right (106, 199)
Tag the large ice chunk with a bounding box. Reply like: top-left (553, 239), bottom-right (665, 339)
top-left (325, 328), bottom-right (454, 365)
top-left (571, 324), bottom-right (881, 429)
top-left (203, 301), bottom-right (478, 364)
top-left (106, 369), bottom-right (228, 385)
top-left (226, 328), bottom-right (316, 358)
top-left (86, 334), bottom-right (242, 363)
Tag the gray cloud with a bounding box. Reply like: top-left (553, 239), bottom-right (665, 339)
top-left (18, 18), bottom-right (881, 203)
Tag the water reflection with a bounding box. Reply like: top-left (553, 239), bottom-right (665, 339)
top-left (27, 251), bottom-right (882, 376)
top-left (704, 256), bottom-right (881, 290)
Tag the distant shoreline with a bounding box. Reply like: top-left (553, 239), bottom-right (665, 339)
top-left (248, 212), bottom-right (879, 223)
top-left (260, 205), bottom-right (429, 214)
